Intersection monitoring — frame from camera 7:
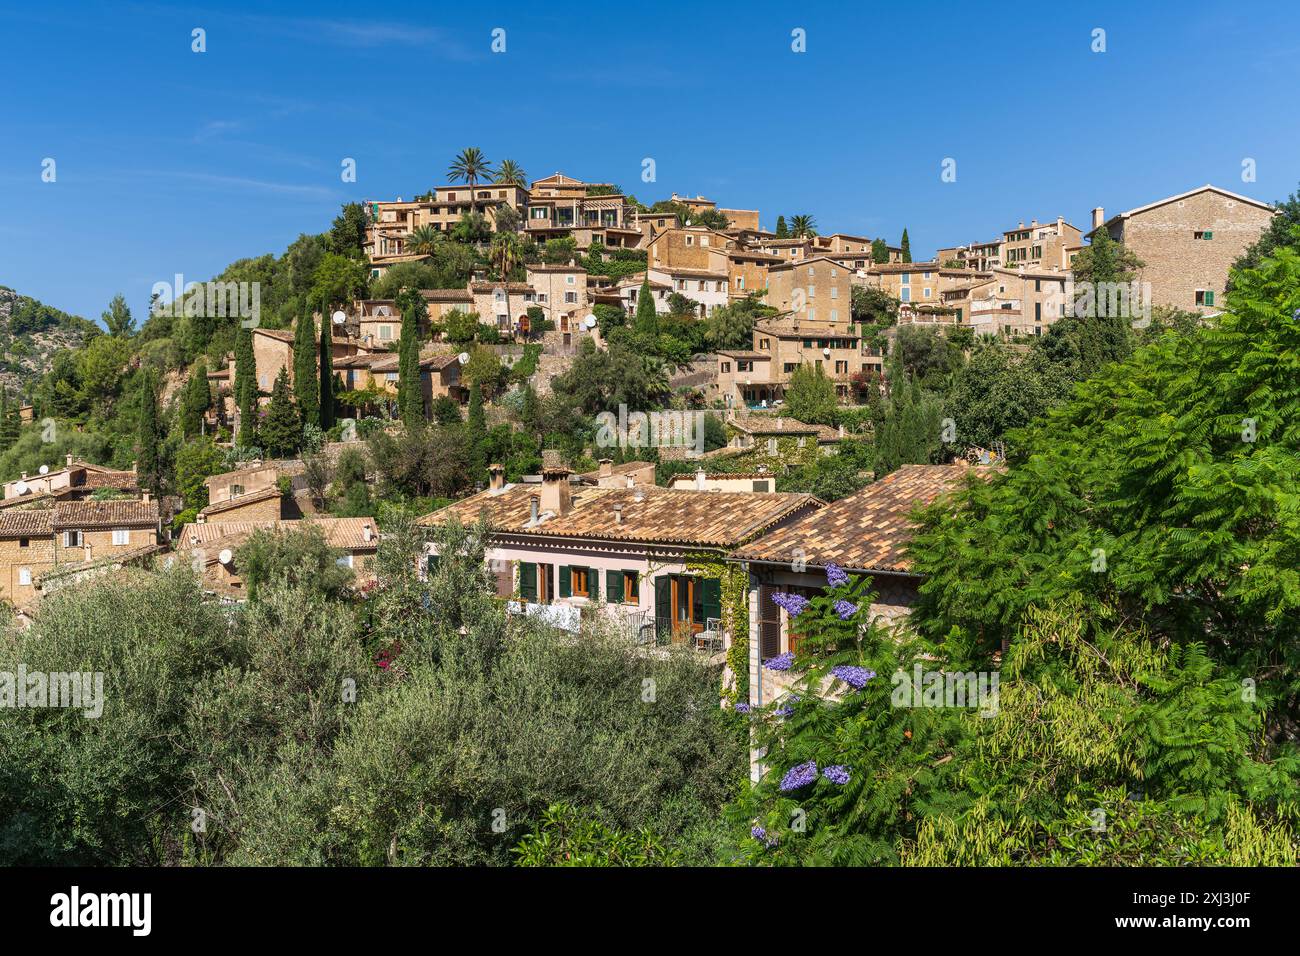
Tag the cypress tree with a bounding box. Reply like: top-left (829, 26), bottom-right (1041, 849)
top-left (466, 383), bottom-right (487, 480)
top-left (182, 358), bottom-right (210, 437)
top-left (261, 367), bottom-right (301, 458)
top-left (775, 215), bottom-right (789, 239)
top-left (235, 323), bottom-right (258, 443)
top-left (293, 308), bottom-right (320, 428)
top-left (136, 369), bottom-right (162, 497)
top-left (634, 279), bottom-right (658, 337)
top-left (395, 288), bottom-right (426, 426)
top-left (900, 228), bottom-right (912, 263)
top-left (319, 305), bottom-right (335, 431)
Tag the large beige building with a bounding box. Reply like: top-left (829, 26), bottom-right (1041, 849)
top-left (1087, 184), bottom-right (1274, 313)
top-left (765, 256), bottom-right (854, 321)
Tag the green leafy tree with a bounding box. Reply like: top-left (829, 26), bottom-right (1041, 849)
top-left (328, 202), bottom-right (369, 259)
top-left (174, 436), bottom-right (225, 511)
top-left (871, 366), bottom-right (942, 476)
top-left (871, 238), bottom-right (889, 264)
top-left (466, 384), bottom-right (487, 481)
top-left (0, 387), bottom-right (19, 452)
top-left (784, 363), bottom-right (839, 425)
top-left (135, 369), bottom-right (161, 497)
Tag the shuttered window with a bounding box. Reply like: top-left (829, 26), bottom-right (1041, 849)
top-left (519, 561), bottom-right (537, 602)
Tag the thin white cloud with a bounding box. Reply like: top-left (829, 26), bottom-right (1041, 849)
top-left (151, 170), bottom-right (340, 200)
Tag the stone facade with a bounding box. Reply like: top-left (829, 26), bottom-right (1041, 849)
top-left (1092, 185), bottom-right (1274, 313)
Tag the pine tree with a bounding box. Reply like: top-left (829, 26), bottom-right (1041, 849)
top-left (634, 279), bottom-right (658, 337)
top-left (293, 308), bottom-right (320, 428)
top-left (319, 306), bottom-right (335, 431)
top-left (900, 228), bottom-right (912, 263)
top-left (234, 323), bottom-right (258, 443)
top-left (775, 215), bottom-right (789, 239)
top-left (261, 367), bottom-right (301, 458)
top-left (136, 369), bottom-right (162, 497)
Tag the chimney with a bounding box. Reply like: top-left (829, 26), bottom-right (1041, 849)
top-left (20, 472), bottom-right (26, 481)
top-left (1092, 207), bottom-right (1105, 230)
top-left (613, 503), bottom-right (623, 525)
top-left (363, 522), bottom-right (373, 543)
top-left (695, 468), bottom-right (706, 491)
top-left (1018, 220), bottom-right (1024, 229)
top-left (598, 458), bottom-right (613, 478)
top-left (142, 490), bottom-right (152, 503)
top-left (1057, 216), bottom-right (1064, 233)
top-left (131, 460), bottom-right (138, 475)
top-left (196, 513), bottom-right (206, 525)
top-left (65, 454), bottom-right (73, 468)
top-left (1030, 219), bottom-right (1038, 228)
top-left (625, 474), bottom-right (635, 489)
top-left (529, 494), bottom-right (540, 525)
top-left (539, 464), bottom-right (572, 518)
top-left (488, 463), bottom-right (505, 492)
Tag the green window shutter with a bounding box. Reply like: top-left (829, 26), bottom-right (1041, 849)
top-left (606, 569), bottom-right (624, 603)
top-left (701, 577), bottom-right (722, 624)
top-left (559, 565), bottom-right (571, 598)
top-left (1206, 291), bottom-right (1215, 305)
top-left (1204, 230), bottom-right (1213, 239)
top-left (654, 576), bottom-right (671, 630)
top-left (426, 554), bottom-right (440, 575)
top-left (519, 562), bottom-right (536, 602)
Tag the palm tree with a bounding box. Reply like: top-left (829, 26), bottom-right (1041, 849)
top-left (789, 214), bottom-right (818, 238)
top-left (488, 232), bottom-right (521, 282)
top-left (448, 147), bottom-right (493, 187)
top-left (407, 225), bottom-right (440, 257)
top-left (494, 159), bottom-right (527, 187)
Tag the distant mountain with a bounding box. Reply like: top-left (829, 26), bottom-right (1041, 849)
top-left (0, 285), bottom-right (100, 393)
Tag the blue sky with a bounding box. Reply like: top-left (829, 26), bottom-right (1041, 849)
top-left (3, 0), bottom-right (1299, 323)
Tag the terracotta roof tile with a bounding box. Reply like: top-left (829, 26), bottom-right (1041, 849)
top-left (200, 486), bottom-right (281, 516)
top-left (0, 509), bottom-right (54, 538)
top-left (419, 485), bottom-right (822, 548)
top-left (53, 500), bottom-right (160, 530)
top-left (731, 464), bottom-right (989, 572)
top-left (177, 517), bottom-right (380, 556)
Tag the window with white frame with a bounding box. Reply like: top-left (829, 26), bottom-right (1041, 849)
top-left (112, 529), bottom-right (129, 546)
top-left (18, 567), bottom-right (31, 586)
top-left (63, 530), bottom-right (83, 548)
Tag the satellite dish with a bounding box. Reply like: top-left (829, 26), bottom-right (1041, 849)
top-left (218, 549), bottom-right (233, 565)
top-left (458, 352), bottom-right (470, 365)
top-left (332, 310), bottom-right (347, 325)
top-left (38, 465), bottom-right (48, 475)
top-left (822, 347), bottom-right (831, 358)
top-left (584, 315), bottom-right (597, 330)
top-left (14, 480), bottom-right (28, 495)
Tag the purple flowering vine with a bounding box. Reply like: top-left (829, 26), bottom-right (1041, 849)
top-left (830, 664), bottom-right (876, 690)
top-left (751, 825), bottom-right (777, 847)
top-left (779, 760), bottom-right (819, 792)
top-left (733, 701), bottom-right (751, 713)
top-left (833, 599), bottom-right (858, 620)
top-left (826, 563), bottom-right (849, 588)
top-left (822, 765), bottom-right (851, 785)
top-left (763, 652), bottom-right (795, 671)
top-left (774, 695), bottom-right (800, 718)
top-left (770, 592), bottom-right (811, 617)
